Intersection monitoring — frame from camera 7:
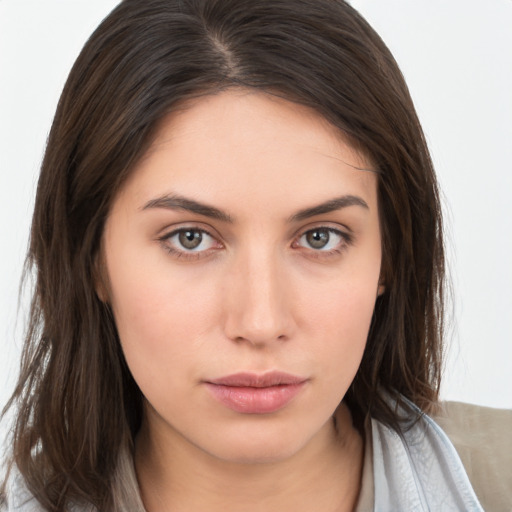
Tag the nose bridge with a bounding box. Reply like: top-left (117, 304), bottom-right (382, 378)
top-left (223, 243), bottom-right (291, 344)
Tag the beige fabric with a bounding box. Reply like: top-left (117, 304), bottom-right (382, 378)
top-left (434, 401), bottom-right (512, 512)
top-left (355, 401), bottom-right (512, 511)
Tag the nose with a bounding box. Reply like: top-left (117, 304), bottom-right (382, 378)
top-left (222, 247), bottom-right (294, 346)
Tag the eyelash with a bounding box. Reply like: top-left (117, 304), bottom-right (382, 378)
top-left (292, 227), bottom-right (353, 258)
top-left (158, 226), bottom-right (221, 260)
top-left (158, 225), bottom-right (353, 261)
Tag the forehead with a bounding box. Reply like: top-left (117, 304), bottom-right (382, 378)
top-left (117, 89), bottom-right (378, 217)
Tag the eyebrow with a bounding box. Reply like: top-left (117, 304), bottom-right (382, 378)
top-left (141, 193), bottom-right (368, 223)
top-left (289, 195), bottom-right (369, 222)
top-left (142, 194), bottom-right (234, 222)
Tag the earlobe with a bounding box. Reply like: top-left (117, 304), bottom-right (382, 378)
top-left (377, 266), bottom-right (386, 296)
top-left (93, 252), bottom-right (110, 303)
top-left (95, 278), bottom-right (108, 303)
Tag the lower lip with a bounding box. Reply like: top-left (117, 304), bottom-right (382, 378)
top-left (205, 382), bottom-right (305, 414)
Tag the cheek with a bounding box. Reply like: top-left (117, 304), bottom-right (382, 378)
top-left (106, 256), bottom-right (222, 382)
top-left (298, 261), bottom-right (380, 380)
top-left (307, 285), bottom-right (376, 360)
top-left (301, 248), bottom-right (380, 336)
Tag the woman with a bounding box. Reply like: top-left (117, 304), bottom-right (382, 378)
top-left (1, 0), bottom-right (508, 510)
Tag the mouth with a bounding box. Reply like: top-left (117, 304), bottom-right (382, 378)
top-left (204, 371), bottom-right (308, 414)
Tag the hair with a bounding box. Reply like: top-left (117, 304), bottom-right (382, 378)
top-left (1, 0), bottom-right (445, 510)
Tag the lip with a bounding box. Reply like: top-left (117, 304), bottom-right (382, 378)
top-left (205, 371), bottom-right (308, 414)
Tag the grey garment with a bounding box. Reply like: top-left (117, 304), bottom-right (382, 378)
top-left (356, 400), bottom-right (485, 512)
top-left (5, 400), bottom-right (488, 512)
top-left (372, 415), bottom-right (483, 511)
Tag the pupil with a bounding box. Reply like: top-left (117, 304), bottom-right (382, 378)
top-left (307, 229), bottom-right (329, 249)
top-left (179, 230), bottom-right (202, 249)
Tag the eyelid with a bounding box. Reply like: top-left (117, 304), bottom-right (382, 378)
top-left (157, 223), bottom-right (224, 259)
top-left (292, 221), bottom-right (353, 241)
top-left (156, 220), bottom-right (221, 239)
top-left (291, 223), bottom-right (354, 254)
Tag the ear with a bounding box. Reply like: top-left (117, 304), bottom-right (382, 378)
top-left (377, 278), bottom-right (386, 297)
top-left (93, 250), bottom-right (109, 303)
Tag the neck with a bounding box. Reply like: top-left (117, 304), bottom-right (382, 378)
top-left (135, 403), bottom-right (364, 512)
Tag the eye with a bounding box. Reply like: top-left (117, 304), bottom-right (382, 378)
top-left (177, 229), bottom-right (205, 250)
top-left (296, 227), bottom-right (349, 252)
top-left (160, 228), bottom-right (220, 255)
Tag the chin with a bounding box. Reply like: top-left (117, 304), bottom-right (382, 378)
top-left (209, 438), bottom-right (306, 465)
top-left (198, 416), bottom-right (333, 465)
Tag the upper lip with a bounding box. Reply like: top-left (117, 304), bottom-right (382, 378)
top-left (206, 371), bottom-right (307, 388)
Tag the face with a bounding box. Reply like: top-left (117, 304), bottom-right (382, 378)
top-left (101, 90), bottom-right (382, 464)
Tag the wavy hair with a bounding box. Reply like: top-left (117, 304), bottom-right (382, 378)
top-left (2, 0), bottom-right (445, 509)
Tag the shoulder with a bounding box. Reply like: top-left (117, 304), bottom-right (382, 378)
top-left (369, 404), bottom-right (483, 511)
top-left (433, 401), bottom-right (512, 512)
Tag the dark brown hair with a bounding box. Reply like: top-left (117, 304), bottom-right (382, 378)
top-left (2, 0), bottom-right (445, 509)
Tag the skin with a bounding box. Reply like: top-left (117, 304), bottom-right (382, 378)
top-left (101, 89), bottom-right (383, 511)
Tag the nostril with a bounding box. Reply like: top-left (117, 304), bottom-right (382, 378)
top-left (231, 332), bottom-right (288, 346)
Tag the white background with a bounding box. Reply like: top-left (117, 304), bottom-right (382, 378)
top-left (1, 0), bottom-right (511, 428)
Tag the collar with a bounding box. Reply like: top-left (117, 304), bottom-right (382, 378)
top-left (355, 398), bottom-right (483, 511)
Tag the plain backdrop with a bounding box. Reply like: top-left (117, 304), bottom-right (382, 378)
top-left (1, 0), bottom-right (511, 433)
